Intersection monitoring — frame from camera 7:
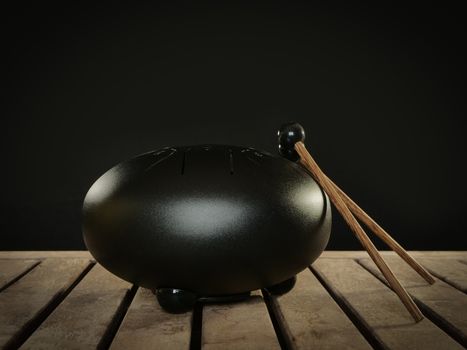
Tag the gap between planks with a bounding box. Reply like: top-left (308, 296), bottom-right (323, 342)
top-left (357, 256), bottom-right (467, 348)
top-left (201, 290), bottom-right (280, 350)
top-left (0, 259), bottom-right (41, 293)
top-left (415, 258), bottom-right (467, 294)
top-left (109, 287), bottom-right (195, 350)
top-left (20, 264), bottom-right (136, 350)
top-left (312, 258), bottom-right (464, 349)
top-left (263, 269), bottom-right (372, 350)
top-left (1, 252), bottom-right (466, 350)
top-left (0, 259), bottom-right (95, 349)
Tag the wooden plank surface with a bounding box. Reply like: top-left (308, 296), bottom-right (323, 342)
top-left (110, 288), bottom-right (192, 350)
top-left (359, 256), bottom-right (467, 347)
top-left (21, 264), bottom-right (133, 350)
top-left (0, 259), bottom-right (40, 292)
top-left (0, 252), bottom-right (92, 259)
top-left (202, 290), bottom-right (280, 349)
top-left (319, 251), bottom-right (467, 259)
top-left (418, 257), bottom-right (467, 293)
top-left (0, 251), bottom-right (465, 260)
top-left (312, 258), bottom-right (463, 349)
top-left (0, 258), bottom-right (93, 349)
top-left (409, 252), bottom-right (467, 258)
top-left (1, 251), bottom-right (466, 349)
top-left (270, 269), bottom-right (371, 349)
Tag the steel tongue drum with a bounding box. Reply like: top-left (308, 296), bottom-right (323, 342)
top-left (82, 122), bottom-right (331, 313)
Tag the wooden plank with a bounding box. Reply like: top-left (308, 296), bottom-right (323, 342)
top-left (417, 257), bottom-right (467, 293)
top-left (321, 251), bottom-right (377, 259)
top-left (110, 288), bottom-right (192, 350)
top-left (0, 259), bottom-right (40, 292)
top-left (21, 264), bottom-right (134, 350)
top-left (312, 258), bottom-right (463, 349)
top-left (359, 256), bottom-right (467, 346)
top-left (410, 252), bottom-right (467, 259)
top-left (270, 269), bottom-right (371, 349)
top-left (0, 258), bottom-right (93, 349)
top-left (0, 251), bottom-right (92, 259)
top-left (0, 250), bottom-right (464, 260)
top-left (320, 251), bottom-right (467, 259)
top-left (202, 290), bottom-right (280, 349)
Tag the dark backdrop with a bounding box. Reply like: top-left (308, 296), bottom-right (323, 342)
top-left (2, 3), bottom-right (466, 250)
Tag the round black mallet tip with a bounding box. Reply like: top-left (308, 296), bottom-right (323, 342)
top-left (278, 122), bottom-right (305, 162)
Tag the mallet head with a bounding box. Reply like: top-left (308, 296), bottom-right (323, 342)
top-left (278, 122), bottom-right (305, 162)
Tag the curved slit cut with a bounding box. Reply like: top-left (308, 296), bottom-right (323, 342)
top-left (229, 149), bottom-right (234, 175)
top-left (145, 150), bottom-right (176, 172)
top-left (181, 150), bottom-right (187, 175)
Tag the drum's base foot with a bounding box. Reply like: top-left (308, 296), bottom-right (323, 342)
top-left (153, 279), bottom-right (297, 313)
top-left (153, 288), bottom-right (253, 313)
top-left (155, 288), bottom-right (198, 313)
top-left (264, 275), bottom-right (297, 295)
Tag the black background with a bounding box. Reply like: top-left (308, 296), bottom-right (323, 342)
top-left (2, 3), bottom-right (466, 250)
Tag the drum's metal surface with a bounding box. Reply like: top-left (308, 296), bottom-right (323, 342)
top-left (83, 145), bottom-right (331, 296)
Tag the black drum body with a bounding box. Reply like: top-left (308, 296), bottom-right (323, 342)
top-left (83, 145), bottom-right (331, 300)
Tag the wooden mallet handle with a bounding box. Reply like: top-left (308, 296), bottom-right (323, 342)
top-left (295, 141), bottom-right (423, 321)
top-left (322, 176), bottom-right (435, 284)
top-left (277, 122), bottom-right (425, 321)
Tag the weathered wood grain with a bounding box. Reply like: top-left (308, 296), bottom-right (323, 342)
top-left (202, 290), bottom-right (280, 349)
top-left (417, 258), bottom-right (467, 293)
top-left (21, 264), bottom-right (133, 350)
top-left (359, 256), bottom-right (467, 347)
top-left (0, 259), bottom-right (40, 292)
top-left (312, 258), bottom-right (463, 349)
top-left (1, 252), bottom-right (466, 349)
top-left (270, 269), bottom-right (371, 349)
top-left (0, 258), bottom-right (93, 349)
top-left (110, 288), bottom-right (192, 350)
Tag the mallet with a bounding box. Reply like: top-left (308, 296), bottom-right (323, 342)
top-left (278, 122), bottom-right (430, 322)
